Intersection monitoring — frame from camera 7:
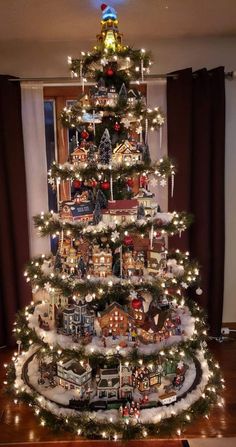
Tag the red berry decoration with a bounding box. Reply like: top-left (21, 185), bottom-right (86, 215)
top-left (73, 179), bottom-right (82, 189)
top-left (140, 175), bottom-right (148, 187)
top-left (126, 178), bottom-right (134, 187)
top-left (131, 298), bottom-right (142, 310)
top-left (167, 287), bottom-right (177, 296)
top-left (101, 181), bottom-right (110, 190)
top-left (106, 67), bottom-right (114, 76)
top-left (114, 122), bottom-right (121, 131)
top-left (123, 235), bottom-right (133, 246)
top-left (81, 130), bottom-right (89, 140)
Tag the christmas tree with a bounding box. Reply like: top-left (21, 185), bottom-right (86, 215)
top-left (6, 4), bottom-right (223, 441)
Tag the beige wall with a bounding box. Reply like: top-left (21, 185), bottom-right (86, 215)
top-left (0, 36), bottom-right (235, 322)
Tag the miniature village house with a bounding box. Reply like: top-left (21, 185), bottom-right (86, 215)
top-left (59, 191), bottom-right (94, 223)
top-left (132, 364), bottom-right (161, 392)
top-left (62, 246), bottom-right (78, 274)
top-left (89, 79), bottom-right (118, 107)
top-left (96, 365), bottom-right (133, 399)
top-left (123, 251), bottom-right (144, 277)
top-left (91, 245), bottom-right (112, 277)
top-left (130, 296), bottom-right (146, 325)
top-left (98, 302), bottom-right (135, 336)
top-left (56, 359), bottom-right (92, 396)
top-left (147, 249), bottom-right (167, 276)
top-left (62, 301), bottom-right (95, 336)
top-left (71, 142), bottom-right (88, 165)
top-left (102, 199), bottom-right (138, 224)
top-left (138, 309), bottom-right (170, 343)
top-left (112, 140), bottom-right (142, 165)
top-left (127, 88), bottom-right (143, 106)
top-left (134, 188), bottom-right (158, 217)
top-left (48, 291), bottom-right (69, 323)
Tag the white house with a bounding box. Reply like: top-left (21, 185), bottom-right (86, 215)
top-left (56, 359), bottom-right (92, 396)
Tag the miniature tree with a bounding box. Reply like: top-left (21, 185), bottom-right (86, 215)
top-left (6, 3), bottom-right (223, 442)
top-left (137, 203), bottom-right (146, 220)
top-left (99, 128), bottom-right (112, 165)
top-left (93, 200), bottom-right (102, 224)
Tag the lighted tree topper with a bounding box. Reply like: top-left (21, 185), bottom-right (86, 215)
top-left (5, 4), bottom-right (224, 441)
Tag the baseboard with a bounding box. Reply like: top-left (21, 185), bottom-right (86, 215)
top-left (222, 322), bottom-right (236, 330)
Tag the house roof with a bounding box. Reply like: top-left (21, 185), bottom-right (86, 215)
top-left (59, 359), bottom-right (91, 376)
top-left (134, 188), bottom-right (154, 199)
top-left (101, 368), bottom-right (118, 376)
top-left (71, 145), bottom-right (87, 156)
top-left (63, 306), bottom-right (75, 315)
top-left (102, 199), bottom-right (138, 215)
top-left (62, 201), bottom-right (94, 217)
top-left (100, 302), bottom-right (134, 319)
top-left (128, 89), bottom-right (141, 99)
top-left (113, 140), bottom-right (141, 155)
top-left (141, 309), bottom-right (169, 333)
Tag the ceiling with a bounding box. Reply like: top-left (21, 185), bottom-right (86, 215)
top-left (0, 0), bottom-right (236, 44)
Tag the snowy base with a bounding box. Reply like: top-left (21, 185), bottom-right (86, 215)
top-left (15, 346), bottom-right (209, 425)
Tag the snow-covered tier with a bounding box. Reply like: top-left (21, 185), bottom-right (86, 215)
top-left (15, 346), bottom-right (209, 425)
top-left (28, 300), bottom-right (195, 356)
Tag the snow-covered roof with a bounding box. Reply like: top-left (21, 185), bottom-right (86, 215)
top-left (71, 145), bottom-right (87, 156)
top-left (134, 188), bottom-right (154, 199)
top-left (59, 359), bottom-right (91, 376)
top-left (100, 302), bottom-right (133, 319)
top-left (113, 140), bottom-right (141, 154)
top-left (104, 199), bottom-right (138, 211)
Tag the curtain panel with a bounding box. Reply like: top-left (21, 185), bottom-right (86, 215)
top-left (0, 76), bottom-right (31, 347)
top-left (167, 67), bottom-right (225, 337)
top-left (21, 81), bottom-right (50, 257)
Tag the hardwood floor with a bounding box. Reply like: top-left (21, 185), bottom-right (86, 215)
top-left (0, 335), bottom-right (236, 444)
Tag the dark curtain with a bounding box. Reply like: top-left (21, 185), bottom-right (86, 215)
top-left (167, 67), bottom-right (225, 337)
top-left (0, 75), bottom-right (31, 347)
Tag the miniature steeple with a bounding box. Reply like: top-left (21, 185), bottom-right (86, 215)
top-left (96, 4), bottom-right (123, 52)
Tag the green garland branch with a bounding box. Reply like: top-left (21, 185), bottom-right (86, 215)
top-left (24, 254), bottom-right (201, 304)
top-left (34, 211), bottom-right (192, 243)
top-left (61, 100), bottom-right (165, 131)
top-left (69, 46), bottom-right (152, 83)
top-left (48, 156), bottom-right (176, 182)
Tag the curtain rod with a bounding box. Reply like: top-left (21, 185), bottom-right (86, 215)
top-left (8, 72), bottom-right (235, 84)
top-left (8, 73), bottom-right (174, 84)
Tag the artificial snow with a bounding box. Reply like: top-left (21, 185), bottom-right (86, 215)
top-left (28, 303), bottom-right (195, 357)
top-left (15, 347), bottom-right (210, 425)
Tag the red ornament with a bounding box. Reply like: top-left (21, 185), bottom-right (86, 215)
top-left (126, 178), bottom-right (134, 187)
top-left (123, 235), bottom-right (133, 246)
top-left (73, 179), bottom-right (82, 189)
top-left (106, 67), bottom-right (114, 76)
top-left (114, 122), bottom-right (121, 131)
top-left (131, 298), bottom-right (142, 310)
top-left (101, 3), bottom-right (107, 11)
top-left (101, 181), bottom-right (110, 190)
top-left (140, 175), bottom-right (148, 187)
top-left (81, 130), bottom-right (89, 140)
top-left (90, 180), bottom-right (97, 188)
